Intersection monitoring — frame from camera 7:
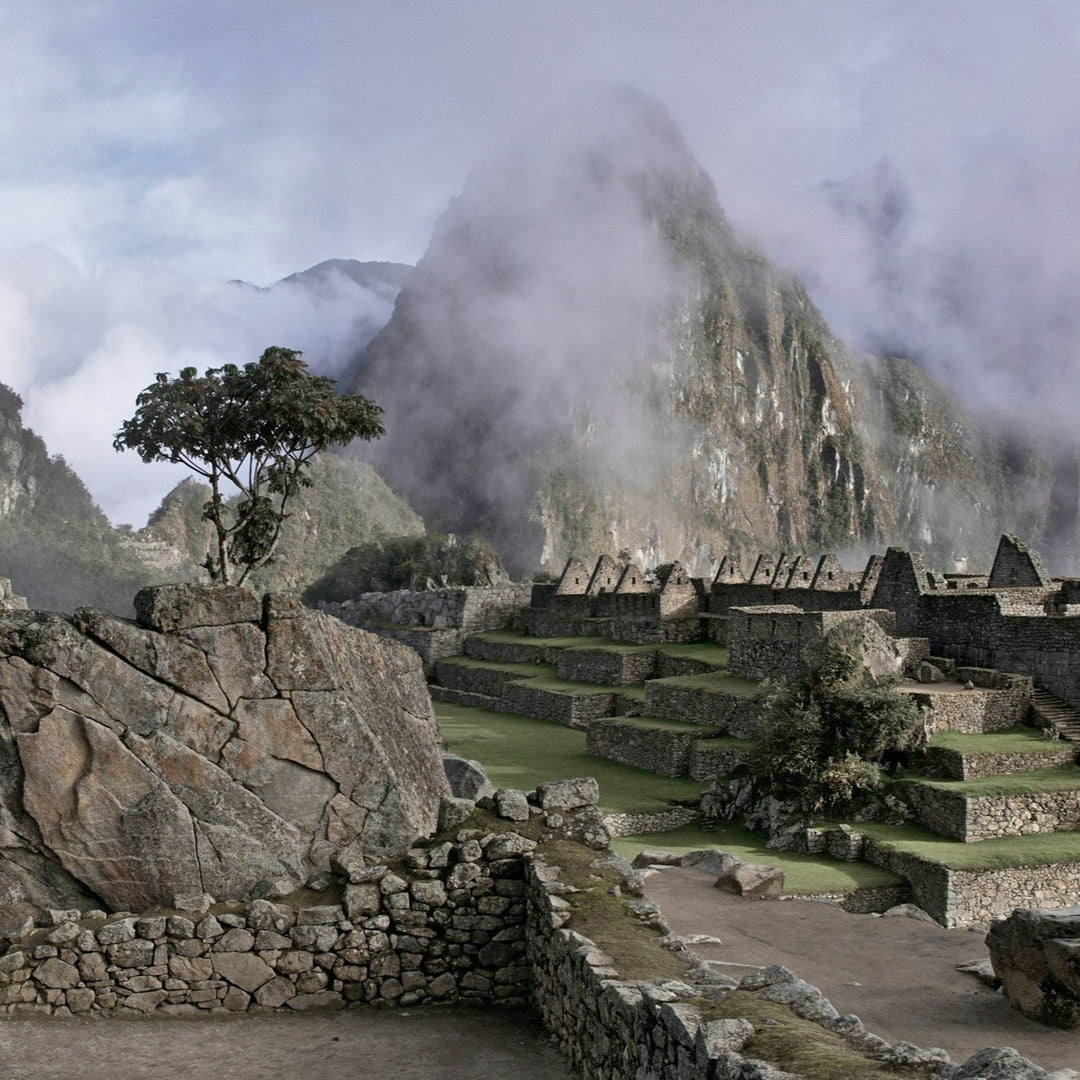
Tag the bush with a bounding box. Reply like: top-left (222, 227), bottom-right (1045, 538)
top-left (750, 643), bottom-right (923, 816)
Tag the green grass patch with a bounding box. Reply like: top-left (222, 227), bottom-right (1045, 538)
top-left (592, 715), bottom-right (723, 734)
top-left (656, 641), bottom-right (728, 666)
top-left (650, 671), bottom-right (760, 697)
top-left (694, 734), bottom-right (755, 750)
top-left (521, 673), bottom-right (647, 701)
top-left (701, 992), bottom-right (933, 1079)
top-left (611, 820), bottom-right (904, 895)
top-left (437, 656), bottom-right (557, 677)
top-left (906, 763), bottom-right (1080, 797)
top-left (927, 725), bottom-right (1072, 754)
top-left (435, 701), bottom-right (703, 813)
top-left (857, 820), bottom-right (1080, 871)
top-left (467, 629), bottom-right (594, 649)
top-left (540, 838), bottom-right (689, 982)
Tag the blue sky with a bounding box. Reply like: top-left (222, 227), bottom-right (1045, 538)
top-left (2, 0), bottom-right (1079, 524)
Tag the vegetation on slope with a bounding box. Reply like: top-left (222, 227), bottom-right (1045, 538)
top-left (303, 528), bottom-right (505, 601)
top-left (0, 388), bottom-right (150, 613)
top-left (143, 452), bottom-right (425, 594)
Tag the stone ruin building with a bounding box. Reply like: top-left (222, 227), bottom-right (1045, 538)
top-left (527, 534), bottom-right (1080, 727)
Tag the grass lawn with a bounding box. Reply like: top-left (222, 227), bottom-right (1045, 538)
top-left (437, 700), bottom-right (901, 896)
top-left (521, 672), bottom-right (647, 701)
top-left (435, 701), bottom-right (702, 813)
top-left (436, 656), bottom-right (556, 677)
top-left (655, 642), bottom-right (728, 666)
top-left (467, 630), bottom-right (728, 668)
top-left (905, 763), bottom-right (1080, 796)
top-left (856, 820), bottom-right (1080, 871)
top-left (650, 671), bottom-right (759, 697)
top-left (467, 629), bottom-right (595, 649)
top-left (610, 820), bottom-right (904, 895)
top-left (926, 725), bottom-right (1073, 755)
top-left (594, 715), bottom-right (723, 734)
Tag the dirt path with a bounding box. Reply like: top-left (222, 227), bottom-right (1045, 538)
top-left (0, 1007), bottom-right (572, 1080)
top-left (645, 865), bottom-right (1079, 1074)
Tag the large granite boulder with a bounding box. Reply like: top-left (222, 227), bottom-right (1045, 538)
top-left (0, 585), bottom-right (450, 913)
top-left (986, 906), bottom-right (1080, 1028)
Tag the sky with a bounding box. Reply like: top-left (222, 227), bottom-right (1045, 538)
top-left (2, 0), bottom-right (1080, 526)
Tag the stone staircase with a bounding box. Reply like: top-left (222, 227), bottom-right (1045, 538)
top-left (1030, 687), bottom-right (1080, 742)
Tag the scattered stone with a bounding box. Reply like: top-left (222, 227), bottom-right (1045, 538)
top-left (442, 755), bottom-right (495, 801)
top-left (631, 849), bottom-right (683, 868)
top-left (956, 957), bottom-right (1001, 988)
top-left (986, 906), bottom-right (1080, 1028)
top-left (918, 661), bottom-right (946, 683)
top-left (533, 777), bottom-right (600, 811)
top-left (714, 859), bottom-right (784, 899)
top-left (882, 903), bottom-right (940, 925)
top-left (493, 788), bottom-right (530, 822)
top-left (936, 1046), bottom-right (1057, 1078)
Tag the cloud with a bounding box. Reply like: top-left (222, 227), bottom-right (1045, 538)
top-left (0, 247), bottom-right (398, 525)
top-left (2, 0), bottom-right (1080, 521)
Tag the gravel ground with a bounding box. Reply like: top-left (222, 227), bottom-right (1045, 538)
top-left (0, 1006), bottom-right (572, 1080)
top-left (645, 864), bottom-right (1080, 1074)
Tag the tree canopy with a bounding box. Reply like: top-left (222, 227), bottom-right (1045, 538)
top-left (114, 346), bottom-right (384, 585)
top-left (751, 639), bottom-right (924, 815)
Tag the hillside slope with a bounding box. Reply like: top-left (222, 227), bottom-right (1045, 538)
top-left (345, 88), bottom-right (1045, 576)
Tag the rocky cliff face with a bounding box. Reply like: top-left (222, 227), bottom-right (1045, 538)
top-left (0, 585), bottom-right (448, 914)
top-left (346, 88), bottom-right (1050, 577)
top-left (0, 387), bottom-right (151, 613)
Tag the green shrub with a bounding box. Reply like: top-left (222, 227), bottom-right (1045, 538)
top-left (751, 644), bottom-right (923, 815)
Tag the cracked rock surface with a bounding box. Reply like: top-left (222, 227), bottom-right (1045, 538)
top-left (0, 584), bottom-right (449, 914)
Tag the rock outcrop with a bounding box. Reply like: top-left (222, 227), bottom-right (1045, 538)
top-left (346, 87), bottom-right (1060, 577)
top-left (0, 585), bottom-right (449, 915)
top-left (986, 906), bottom-right (1080, 1028)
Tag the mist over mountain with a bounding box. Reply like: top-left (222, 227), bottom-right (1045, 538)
top-left (345, 88), bottom-right (1058, 577)
top-left (0, 386), bottom-right (151, 613)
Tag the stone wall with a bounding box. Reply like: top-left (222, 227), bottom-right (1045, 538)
top-left (465, 637), bottom-right (566, 666)
top-left (321, 585), bottom-right (532, 674)
top-left (498, 682), bottom-right (621, 727)
top-left (585, 720), bottom-right (713, 777)
top-left (0, 825), bottom-right (537, 1017)
top-left (687, 743), bottom-right (753, 782)
top-left (558, 648), bottom-right (657, 686)
top-left (434, 659), bottom-right (534, 699)
top-left (644, 682), bottom-right (758, 737)
top-left (921, 744), bottom-right (1077, 781)
top-left (322, 585), bottom-right (533, 634)
top-left (919, 593), bottom-right (1080, 711)
top-left (726, 607), bottom-right (895, 683)
top-left (899, 677), bottom-right (1032, 736)
top-left (862, 836), bottom-right (1080, 927)
top-left (601, 807), bottom-right (701, 836)
top-left (899, 783), bottom-right (1080, 842)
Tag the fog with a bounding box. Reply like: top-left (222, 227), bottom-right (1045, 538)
top-left (1, 1), bottom-right (1079, 526)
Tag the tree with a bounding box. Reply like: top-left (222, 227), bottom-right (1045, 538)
top-left (114, 346), bottom-right (384, 585)
top-left (750, 641), bottom-right (924, 816)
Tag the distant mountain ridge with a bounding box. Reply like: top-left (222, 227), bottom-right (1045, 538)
top-left (0, 386), bottom-right (151, 613)
top-left (344, 87), bottom-right (1065, 576)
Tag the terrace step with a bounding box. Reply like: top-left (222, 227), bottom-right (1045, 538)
top-left (1031, 688), bottom-right (1080, 743)
top-left (429, 684), bottom-right (502, 710)
top-left (584, 715), bottom-right (723, 777)
top-left (899, 766), bottom-right (1080, 842)
top-left (463, 635), bottom-right (569, 665)
top-left (643, 673), bottom-right (759, 736)
top-left (433, 657), bottom-right (548, 698)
